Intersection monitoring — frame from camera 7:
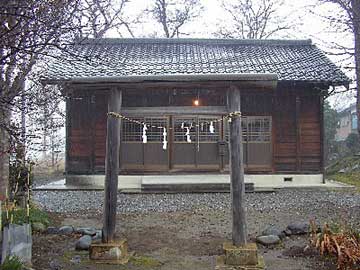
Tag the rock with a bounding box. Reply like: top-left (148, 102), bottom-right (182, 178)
top-left (59, 225), bottom-right (74, 235)
top-left (70, 255), bottom-right (81, 264)
top-left (286, 222), bottom-right (310, 235)
top-left (32, 222), bottom-right (46, 233)
top-left (47, 226), bottom-right (59, 234)
top-left (261, 226), bottom-right (285, 239)
top-left (75, 227), bottom-right (97, 236)
top-left (75, 235), bottom-right (92, 250)
top-left (49, 259), bottom-right (61, 270)
top-left (256, 235), bottom-right (281, 246)
top-left (92, 230), bottom-right (102, 240)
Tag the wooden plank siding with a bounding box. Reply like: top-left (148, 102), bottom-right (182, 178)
top-left (65, 84), bottom-right (324, 175)
top-left (273, 91), bottom-right (322, 173)
top-left (67, 94), bottom-right (93, 173)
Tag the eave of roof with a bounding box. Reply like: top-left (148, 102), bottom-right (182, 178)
top-left (42, 37), bottom-right (351, 87)
top-left (76, 37), bottom-right (313, 46)
top-left (44, 73), bottom-right (278, 85)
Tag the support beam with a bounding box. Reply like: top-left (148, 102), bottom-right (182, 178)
top-left (295, 95), bottom-right (301, 171)
top-left (103, 88), bottom-right (122, 243)
top-left (228, 85), bottom-right (247, 247)
top-left (319, 95), bottom-right (325, 183)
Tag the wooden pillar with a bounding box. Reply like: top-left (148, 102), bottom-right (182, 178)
top-left (295, 95), bottom-right (301, 171)
top-left (228, 85), bottom-right (247, 247)
top-left (319, 95), bottom-right (325, 183)
top-left (102, 88), bottom-right (122, 243)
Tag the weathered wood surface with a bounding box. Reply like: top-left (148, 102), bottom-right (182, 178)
top-left (102, 88), bottom-right (122, 243)
top-left (273, 94), bottom-right (321, 172)
top-left (228, 86), bottom-right (247, 247)
top-left (320, 96), bottom-right (325, 183)
top-left (66, 86), bottom-right (323, 174)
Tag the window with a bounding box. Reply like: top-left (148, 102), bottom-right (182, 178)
top-left (174, 117), bottom-right (196, 142)
top-left (198, 118), bottom-right (220, 142)
top-left (247, 117), bottom-right (271, 142)
top-left (122, 117), bottom-right (167, 142)
top-left (122, 117), bottom-right (143, 142)
top-left (173, 117), bottom-right (220, 142)
top-left (225, 116), bottom-right (272, 143)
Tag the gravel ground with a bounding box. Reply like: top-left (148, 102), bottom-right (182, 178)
top-left (33, 189), bottom-right (360, 215)
top-left (32, 189), bottom-right (360, 270)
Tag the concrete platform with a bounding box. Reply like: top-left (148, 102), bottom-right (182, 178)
top-left (33, 175), bottom-right (354, 192)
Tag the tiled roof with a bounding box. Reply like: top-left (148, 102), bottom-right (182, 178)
top-left (44, 38), bottom-right (349, 85)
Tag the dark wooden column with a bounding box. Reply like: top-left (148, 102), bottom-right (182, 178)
top-left (295, 95), bottom-right (301, 171)
top-left (228, 85), bottom-right (247, 247)
top-left (102, 88), bottom-right (122, 243)
top-left (319, 95), bottom-right (325, 183)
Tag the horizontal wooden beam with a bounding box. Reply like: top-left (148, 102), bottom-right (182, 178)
top-left (122, 106), bottom-right (227, 116)
top-left (63, 80), bottom-right (277, 92)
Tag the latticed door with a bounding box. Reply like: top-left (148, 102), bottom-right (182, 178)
top-left (172, 116), bottom-right (221, 170)
top-left (120, 116), bottom-right (169, 170)
top-left (224, 116), bottom-right (272, 171)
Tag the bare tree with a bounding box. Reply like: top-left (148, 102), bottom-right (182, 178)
top-left (147, 0), bottom-right (203, 38)
top-left (216, 0), bottom-right (291, 39)
top-left (76, 0), bottom-right (135, 38)
top-left (24, 82), bottom-right (65, 170)
top-left (317, 0), bottom-right (360, 133)
top-left (0, 0), bottom-right (83, 198)
top-left (0, 0), bottom-right (135, 198)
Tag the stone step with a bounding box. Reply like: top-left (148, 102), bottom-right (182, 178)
top-left (141, 182), bottom-right (255, 193)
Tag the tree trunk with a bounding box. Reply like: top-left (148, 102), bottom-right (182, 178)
top-left (0, 108), bottom-right (11, 200)
top-left (20, 81), bottom-right (26, 163)
top-left (353, 0), bottom-right (360, 135)
top-left (50, 117), bottom-right (55, 169)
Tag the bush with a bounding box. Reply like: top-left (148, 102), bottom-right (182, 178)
top-left (345, 133), bottom-right (360, 154)
top-left (310, 221), bottom-right (360, 270)
top-left (2, 207), bottom-right (50, 228)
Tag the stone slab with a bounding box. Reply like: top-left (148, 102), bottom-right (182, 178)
top-left (216, 255), bottom-right (265, 270)
top-left (33, 175), bottom-right (351, 191)
top-left (89, 239), bottom-right (129, 264)
top-left (223, 242), bottom-right (258, 266)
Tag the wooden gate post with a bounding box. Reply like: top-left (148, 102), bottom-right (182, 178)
top-left (228, 85), bottom-right (247, 247)
top-left (103, 88), bottom-right (122, 243)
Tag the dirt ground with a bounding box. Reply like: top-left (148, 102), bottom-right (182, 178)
top-left (32, 208), bottom-right (341, 270)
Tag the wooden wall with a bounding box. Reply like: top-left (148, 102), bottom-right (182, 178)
top-left (273, 87), bottom-right (322, 173)
top-left (67, 92), bottom-right (107, 174)
top-left (65, 84), bottom-right (324, 175)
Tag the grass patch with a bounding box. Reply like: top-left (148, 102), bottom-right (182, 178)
top-left (326, 155), bottom-right (360, 175)
top-left (130, 255), bottom-right (162, 268)
top-left (328, 172), bottom-right (360, 191)
top-left (0, 256), bottom-right (23, 270)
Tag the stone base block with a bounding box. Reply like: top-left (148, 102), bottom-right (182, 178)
top-left (89, 239), bottom-right (129, 264)
top-left (223, 242), bottom-right (258, 266)
top-left (215, 255), bottom-right (265, 270)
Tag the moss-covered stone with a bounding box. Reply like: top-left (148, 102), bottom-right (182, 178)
top-left (130, 255), bottom-right (162, 268)
top-left (223, 242), bottom-right (258, 266)
top-left (89, 239), bottom-right (129, 264)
